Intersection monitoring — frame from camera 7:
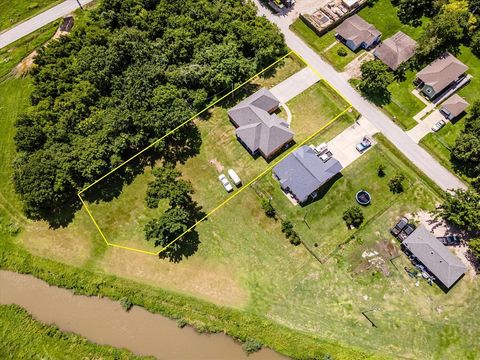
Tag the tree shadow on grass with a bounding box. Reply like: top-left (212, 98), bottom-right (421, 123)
top-left (300, 172), bottom-right (343, 207)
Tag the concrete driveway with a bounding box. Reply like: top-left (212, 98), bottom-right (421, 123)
top-left (270, 67), bottom-right (320, 103)
top-left (407, 110), bottom-right (445, 143)
top-left (322, 116), bottom-right (378, 168)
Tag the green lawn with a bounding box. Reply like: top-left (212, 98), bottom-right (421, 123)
top-left (383, 70), bottom-right (424, 130)
top-left (0, 304), bottom-right (145, 359)
top-left (0, 0), bottom-right (61, 30)
top-left (290, 20), bottom-right (362, 71)
top-left (358, 0), bottom-right (429, 40)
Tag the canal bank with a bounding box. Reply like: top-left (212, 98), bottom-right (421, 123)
top-left (0, 270), bottom-right (287, 360)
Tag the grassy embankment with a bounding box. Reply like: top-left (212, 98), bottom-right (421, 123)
top-left (0, 0), bottom-right (62, 31)
top-left (0, 304), bottom-right (147, 359)
top-left (1, 15), bottom-right (479, 360)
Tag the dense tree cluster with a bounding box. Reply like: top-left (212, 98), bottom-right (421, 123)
top-left (13, 0), bottom-right (286, 224)
top-left (451, 101), bottom-right (480, 179)
top-left (392, 0), bottom-right (437, 26)
top-left (144, 164), bottom-right (203, 261)
top-left (437, 189), bottom-right (480, 231)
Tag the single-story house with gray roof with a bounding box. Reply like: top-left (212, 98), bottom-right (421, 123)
top-left (228, 88), bottom-right (294, 159)
top-left (335, 15), bottom-right (381, 51)
top-left (374, 31), bottom-right (417, 71)
top-left (273, 145), bottom-right (342, 203)
top-left (415, 53), bottom-right (469, 99)
top-left (402, 225), bottom-right (467, 289)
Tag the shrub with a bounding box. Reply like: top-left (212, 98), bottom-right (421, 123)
top-left (337, 47), bottom-right (348, 57)
top-left (468, 239), bottom-right (480, 259)
top-left (261, 198), bottom-right (276, 218)
top-left (388, 174), bottom-right (406, 193)
top-left (242, 338), bottom-right (263, 354)
top-left (281, 219), bottom-right (301, 245)
top-left (343, 206), bottom-right (364, 228)
top-left (119, 297), bottom-right (133, 311)
top-left (377, 164), bottom-right (386, 177)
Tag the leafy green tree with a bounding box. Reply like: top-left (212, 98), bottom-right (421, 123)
top-left (389, 174), bottom-right (406, 193)
top-left (343, 206), bottom-right (364, 228)
top-left (261, 198), bottom-right (276, 218)
top-left (397, 0), bottom-right (436, 26)
top-left (144, 207), bottom-right (191, 248)
top-left (359, 60), bottom-right (394, 105)
top-left (377, 164), bottom-right (386, 177)
top-left (146, 164), bottom-right (194, 209)
top-left (468, 238), bottom-right (480, 259)
top-left (451, 101), bottom-right (480, 178)
top-left (437, 189), bottom-right (480, 231)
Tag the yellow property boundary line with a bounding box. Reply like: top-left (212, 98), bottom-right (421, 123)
top-left (78, 50), bottom-right (353, 256)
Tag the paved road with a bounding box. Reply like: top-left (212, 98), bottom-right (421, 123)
top-left (254, 1), bottom-right (466, 191)
top-left (0, 0), bottom-right (93, 49)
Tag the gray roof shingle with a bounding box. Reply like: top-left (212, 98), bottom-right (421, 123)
top-left (273, 146), bottom-right (342, 203)
top-left (441, 94), bottom-right (469, 118)
top-left (403, 225), bottom-right (467, 289)
top-left (335, 15), bottom-right (381, 48)
top-left (417, 53), bottom-right (468, 94)
top-left (228, 88), bottom-right (294, 158)
top-left (374, 31), bottom-right (417, 70)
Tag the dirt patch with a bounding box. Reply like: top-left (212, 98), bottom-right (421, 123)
top-left (209, 159), bottom-right (224, 173)
top-left (354, 239), bottom-right (399, 276)
top-left (343, 51), bottom-right (374, 80)
top-left (13, 50), bottom-right (38, 77)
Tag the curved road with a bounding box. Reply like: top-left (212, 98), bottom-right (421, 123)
top-left (253, 1), bottom-right (466, 191)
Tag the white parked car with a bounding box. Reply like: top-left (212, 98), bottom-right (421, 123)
top-left (431, 120), bottom-right (446, 132)
top-left (227, 169), bottom-right (241, 186)
top-left (218, 174), bottom-right (233, 192)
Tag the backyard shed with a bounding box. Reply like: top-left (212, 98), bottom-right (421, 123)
top-left (273, 145), bottom-right (342, 203)
top-left (402, 225), bottom-right (467, 289)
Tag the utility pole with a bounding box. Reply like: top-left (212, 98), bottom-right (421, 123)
top-left (75, 0), bottom-right (83, 10)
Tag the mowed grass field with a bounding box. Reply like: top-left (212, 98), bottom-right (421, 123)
top-left (1, 31), bottom-right (479, 360)
top-left (0, 0), bottom-right (61, 30)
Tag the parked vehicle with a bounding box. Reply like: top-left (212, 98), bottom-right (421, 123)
top-left (437, 235), bottom-right (461, 246)
top-left (227, 169), bottom-right (241, 186)
top-left (398, 223), bottom-right (416, 241)
top-left (218, 174), bottom-right (233, 192)
top-left (431, 120), bottom-right (446, 132)
top-left (356, 137), bottom-right (372, 153)
top-left (390, 216), bottom-right (408, 237)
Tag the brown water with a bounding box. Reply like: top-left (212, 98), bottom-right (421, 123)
top-left (0, 271), bottom-right (288, 360)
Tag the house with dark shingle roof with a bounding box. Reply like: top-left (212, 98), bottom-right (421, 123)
top-left (415, 53), bottom-right (469, 99)
top-left (374, 31), bottom-right (417, 71)
top-left (273, 145), bottom-right (342, 203)
top-left (402, 225), bottom-right (467, 290)
top-left (228, 88), bottom-right (294, 159)
top-left (335, 15), bottom-right (382, 51)
top-left (440, 94), bottom-right (469, 120)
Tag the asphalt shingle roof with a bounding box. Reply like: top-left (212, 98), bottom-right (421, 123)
top-left (374, 31), bottom-right (417, 70)
top-left (335, 15), bottom-right (381, 48)
top-left (228, 88), bottom-right (293, 158)
top-left (403, 225), bottom-right (467, 289)
top-left (417, 53), bottom-right (468, 93)
top-left (273, 146), bottom-right (342, 203)
top-left (441, 94), bottom-right (469, 118)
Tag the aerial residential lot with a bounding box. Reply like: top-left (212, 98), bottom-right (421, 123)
top-left (1, 0), bottom-right (480, 359)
